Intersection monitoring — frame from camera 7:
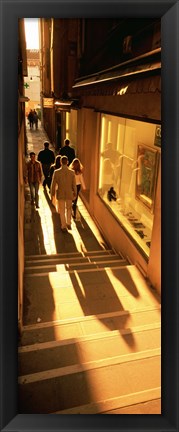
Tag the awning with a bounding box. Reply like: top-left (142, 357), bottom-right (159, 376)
top-left (54, 99), bottom-right (80, 111)
top-left (54, 100), bottom-right (74, 111)
top-left (19, 96), bottom-right (30, 103)
top-left (73, 74), bottom-right (161, 97)
top-left (73, 61), bottom-right (160, 89)
top-left (72, 48), bottom-right (161, 97)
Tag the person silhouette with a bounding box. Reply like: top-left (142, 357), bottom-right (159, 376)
top-left (37, 141), bottom-right (55, 189)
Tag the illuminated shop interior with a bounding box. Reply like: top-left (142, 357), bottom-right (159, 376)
top-left (98, 113), bottom-right (161, 258)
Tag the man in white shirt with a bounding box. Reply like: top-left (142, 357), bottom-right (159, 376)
top-left (50, 156), bottom-right (77, 232)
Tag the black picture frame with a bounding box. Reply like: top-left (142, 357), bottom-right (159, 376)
top-left (135, 144), bottom-right (159, 212)
top-left (0, 1), bottom-right (178, 431)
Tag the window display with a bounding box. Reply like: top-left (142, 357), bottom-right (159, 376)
top-left (98, 114), bottom-right (160, 258)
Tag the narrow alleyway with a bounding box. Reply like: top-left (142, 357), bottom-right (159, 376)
top-left (18, 122), bottom-right (161, 414)
top-left (24, 121), bottom-right (107, 256)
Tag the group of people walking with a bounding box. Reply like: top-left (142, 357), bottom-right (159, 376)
top-left (25, 138), bottom-right (86, 232)
top-left (27, 109), bottom-right (39, 130)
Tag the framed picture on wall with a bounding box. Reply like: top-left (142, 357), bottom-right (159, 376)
top-left (135, 144), bottom-right (159, 211)
top-left (154, 124), bottom-right (161, 148)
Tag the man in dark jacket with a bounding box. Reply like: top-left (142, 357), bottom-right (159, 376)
top-left (37, 141), bottom-right (55, 188)
top-left (59, 138), bottom-right (75, 165)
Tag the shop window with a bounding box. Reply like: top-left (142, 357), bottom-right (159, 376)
top-left (98, 114), bottom-right (160, 258)
top-left (66, 110), bottom-right (77, 153)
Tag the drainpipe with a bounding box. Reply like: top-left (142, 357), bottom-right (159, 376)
top-left (50, 18), bottom-right (55, 146)
top-left (39, 18), bottom-right (44, 127)
top-left (50, 18), bottom-right (54, 94)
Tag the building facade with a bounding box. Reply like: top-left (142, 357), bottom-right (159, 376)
top-left (24, 49), bottom-right (41, 117)
top-left (18, 19), bottom-right (28, 332)
top-left (40, 18), bottom-right (161, 293)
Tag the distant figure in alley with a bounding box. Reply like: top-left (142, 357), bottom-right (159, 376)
top-left (70, 158), bottom-right (86, 219)
top-left (50, 155), bottom-right (77, 232)
top-left (33, 110), bottom-right (39, 130)
top-left (48, 155), bottom-right (61, 208)
top-left (59, 138), bottom-right (76, 165)
top-left (37, 141), bottom-right (55, 189)
top-left (48, 155), bottom-right (61, 189)
top-left (27, 109), bottom-right (34, 129)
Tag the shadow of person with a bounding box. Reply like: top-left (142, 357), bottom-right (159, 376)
top-left (74, 213), bottom-right (108, 251)
top-left (24, 205), bottom-right (46, 255)
top-left (51, 212), bottom-right (78, 254)
top-left (23, 272), bottom-right (56, 325)
top-left (69, 267), bottom-right (136, 349)
top-left (110, 267), bottom-right (140, 298)
top-left (42, 187), bottom-right (55, 211)
top-left (111, 266), bottom-right (161, 303)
